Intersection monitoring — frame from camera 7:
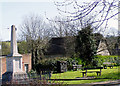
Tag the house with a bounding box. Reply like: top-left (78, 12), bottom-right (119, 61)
top-left (45, 36), bottom-right (110, 57)
top-left (45, 37), bottom-right (66, 57)
top-left (96, 39), bottom-right (110, 56)
top-left (22, 54), bottom-right (32, 72)
top-left (45, 37), bottom-right (75, 58)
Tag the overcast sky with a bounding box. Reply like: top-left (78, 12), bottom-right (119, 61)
top-left (0, 0), bottom-right (118, 41)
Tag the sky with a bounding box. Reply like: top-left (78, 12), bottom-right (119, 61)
top-left (0, 0), bottom-right (118, 41)
top-left (0, 0), bottom-right (59, 41)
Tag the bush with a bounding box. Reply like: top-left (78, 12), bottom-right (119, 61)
top-left (35, 57), bottom-right (79, 73)
top-left (92, 55), bottom-right (120, 67)
top-left (35, 55), bottom-right (120, 72)
top-left (3, 78), bottom-right (67, 86)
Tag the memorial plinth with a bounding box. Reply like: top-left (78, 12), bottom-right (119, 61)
top-left (2, 25), bottom-right (27, 83)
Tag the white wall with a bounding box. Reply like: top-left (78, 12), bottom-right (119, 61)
top-left (7, 56), bottom-right (23, 73)
top-left (97, 41), bottom-right (110, 56)
top-left (13, 57), bottom-right (22, 72)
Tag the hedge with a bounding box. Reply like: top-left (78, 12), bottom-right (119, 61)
top-left (35, 57), bottom-right (78, 73)
top-left (93, 55), bottom-right (120, 66)
top-left (35, 55), bottom-right (119, 73)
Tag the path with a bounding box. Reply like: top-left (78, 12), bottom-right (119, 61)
top-left (68, 79), bottom-right (120, 86)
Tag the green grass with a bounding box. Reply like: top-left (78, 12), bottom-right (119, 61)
top-left (51, 66), bottom-right (120, 84)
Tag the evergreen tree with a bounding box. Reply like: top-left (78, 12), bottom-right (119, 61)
top-left (18, 41), bottom-right (29, 54)
top-left (1, 42), bottom-right (10, 55)
top-left (75, 25), bottom-right (96, 66)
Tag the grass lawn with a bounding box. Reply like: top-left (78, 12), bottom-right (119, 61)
top-left (51, 66), bottom-right (120, 84)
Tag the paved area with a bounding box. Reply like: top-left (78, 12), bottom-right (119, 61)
top-left (68, 80), bottom-right (120, 86)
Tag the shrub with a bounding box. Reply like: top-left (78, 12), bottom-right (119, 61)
top-left (35, 57), bottom-right (79, 73)
top-left (2, 78), bottom-right (67, 86)
top-left (92, 55), bottom-right (120, 66)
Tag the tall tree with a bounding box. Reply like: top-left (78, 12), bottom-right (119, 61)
top-left (1, 42), bottom-right (11, 55)
top-left (75, 25), bottom-right (96, 66)
top-left (20, 14), bottom-right (50, 69)
top-left (18, 41), bottom-right (29, 54)
top-left (54, 0), bottom-right (119, 29)
top-left (48, 16), bottom-right (78, 37)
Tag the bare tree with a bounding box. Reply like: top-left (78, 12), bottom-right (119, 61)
top-left (20, 14), bottom-right (50, 69)
top-left (54, 0), bottom-right (119, 30)
top-left (48, 16), bottom-right (78, 37)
